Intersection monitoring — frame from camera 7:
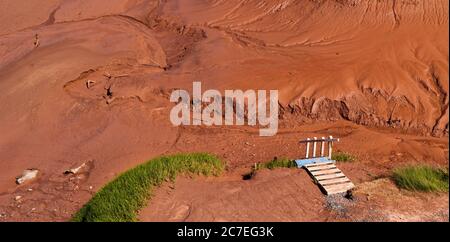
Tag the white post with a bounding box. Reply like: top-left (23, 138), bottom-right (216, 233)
top-left (321, 137), bottom-right (325, 157)
top-left (305, 138), bottom-right (311, 158)
top-left (312, 137), bottom-right (318, 158)
top-left (328, 136), bottom-right (333, 159)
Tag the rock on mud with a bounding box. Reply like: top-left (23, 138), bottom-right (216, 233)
top-left (16, 169), bottom-right (39, 185)
top-left (64, 161), bottom-right (89, 175)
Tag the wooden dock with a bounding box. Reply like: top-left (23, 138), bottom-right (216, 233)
top-left (304, 162), bottom-right (355, 195)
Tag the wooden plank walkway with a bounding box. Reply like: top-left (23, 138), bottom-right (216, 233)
top-left (304, 162), bottom-right (355, 195)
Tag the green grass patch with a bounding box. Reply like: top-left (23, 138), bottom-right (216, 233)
top-left (258, 158), bottom-right (297, 170)
top-left (332, 152), bottom-right (356, 162)
top-left (72, 153), bottom-right (224, 222)
top-left (243, 158), bottom-right (296, 180)
top-left (393, 165), bottom-right (449, 192)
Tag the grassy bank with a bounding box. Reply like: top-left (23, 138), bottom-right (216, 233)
top-left (393, 165), bottom-right (449, 192)
top-left (72, 153), bottom-right (224, 222)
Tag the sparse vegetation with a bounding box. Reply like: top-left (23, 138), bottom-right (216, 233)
top-left (259, 158), bottom-right (297, 170)
top-left (332, 152), bottom-right (356, 162)
top-left (243, 158), bottom-right (296, 180)
top-left (393, 165), bottom-right (449, 192)
top-left (72, 153), bottom-right (224, 222)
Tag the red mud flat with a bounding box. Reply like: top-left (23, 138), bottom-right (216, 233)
top-left (139, 172), bottom-right (449, 222)
top-left (138, 122), bottom-right (449, 222)
top-left (0, 0), bottom-right (448, 221)
top-left (139, 169), bottom-right (330, 222)
top-left (2, 121), bottom-right (447, 222)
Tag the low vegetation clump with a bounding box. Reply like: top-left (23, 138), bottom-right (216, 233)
top-left (72, 153), bottom-right (224, 222)
top-left (332, 152), bottom-right (356, 162)
top-left (259, 158), bottom-right (297, 170)
top-left (243, 158), bottom-right (296, 180)
top-left (393, 165), bottom-right (449, 192)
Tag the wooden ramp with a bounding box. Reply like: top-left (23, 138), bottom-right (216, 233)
top-left (304, 162), bottom-right (355, 195)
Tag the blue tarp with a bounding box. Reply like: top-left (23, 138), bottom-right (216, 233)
top-left (295, 157), bottom-right (332, 168)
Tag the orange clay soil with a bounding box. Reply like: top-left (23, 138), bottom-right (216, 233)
top-left (0, 0), bottom-right (448, 221)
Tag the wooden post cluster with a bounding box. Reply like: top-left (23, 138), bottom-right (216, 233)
top-left (301, 136), bottom-right (339, 160)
